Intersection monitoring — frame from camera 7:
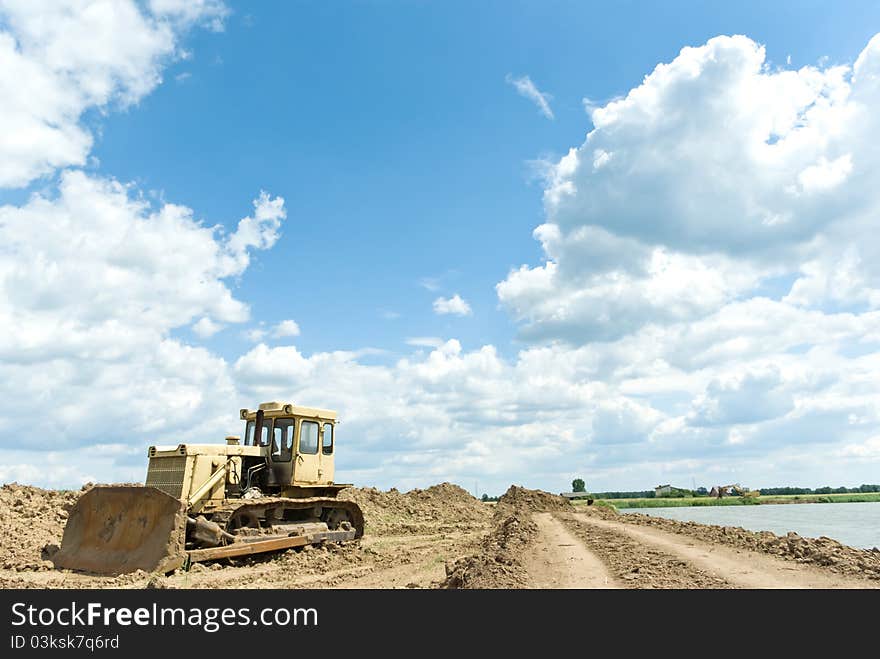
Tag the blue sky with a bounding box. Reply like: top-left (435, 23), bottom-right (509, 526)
top-left (2, 1), bottom-right (880, 494)
top-left (88, 1), bottom-right (880, 360)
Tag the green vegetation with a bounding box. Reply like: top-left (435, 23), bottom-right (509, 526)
top-left (591, 490), bottom-right (656, 499)
top-left (572, 478), bottom-right (586, 493)
top-left (590, 487), bottom-right (706, 499)
top-left (578, 492), bottom-right (880, 509)
top-left (660, 487), bottom-right (695, 498)
top-left (756, 484), bottom-right (880, 495)
top-left (604, 496), bottom-right (758, 508)
top-left (592, 499), bottom-right (618, 512)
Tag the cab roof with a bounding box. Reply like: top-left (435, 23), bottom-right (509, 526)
top-left (240, 401), bottom-right (338, 421)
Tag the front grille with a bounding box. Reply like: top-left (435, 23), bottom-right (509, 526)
top-left (145, 456), bottom-right (187, 498)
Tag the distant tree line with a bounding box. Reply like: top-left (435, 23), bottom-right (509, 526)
top-left (593, 484), bottom-right (880, 499)
top-left (480, 484), bottom-right (880, 502)
top-left (591, 490), bottom-right (657, 499)
top-left (757, 484), bottom-right (880, 495)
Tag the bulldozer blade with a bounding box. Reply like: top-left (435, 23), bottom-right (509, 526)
top-left (52, 486), bottom-right (188, 576)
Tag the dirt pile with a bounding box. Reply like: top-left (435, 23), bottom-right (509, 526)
top-left (339, 482), bottom-right (491, 535)
top-left (619, 513), bottom-right (880, 581)
top-left (443, 486), bottom-right (570, 588)
top-left (442, 513), bottom-right (538, 588)
top-left (495, 485), bottom-right (572, 516)
top-left (0, 483), bottom-right (80, 571)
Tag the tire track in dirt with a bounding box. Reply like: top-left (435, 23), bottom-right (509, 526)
top-left (524, 513), bottom-right (617, 588)
top-left (566, 513), bottom-right (880, 589)
top-left (559, 514), bottom-right (735, 588)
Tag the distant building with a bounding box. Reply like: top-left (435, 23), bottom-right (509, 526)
top-left (654, 484), bottom-right (673, 497)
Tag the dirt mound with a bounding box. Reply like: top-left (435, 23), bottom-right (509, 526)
top-left (339, 482), bottom-right (491, 535)
top-left (619, 513), bottom-right (880, 581)
top-left (442, 485), bottom-right (576, 588)
top-left (442, 512), bottom-right (537, 588)
top-left (0, 483), bottom-right (80, 571)
top-left (495, 485), bottom-right (572, 515)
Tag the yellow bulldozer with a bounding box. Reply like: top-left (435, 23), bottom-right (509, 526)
top-left (52, 402), bottom-right (364, 576)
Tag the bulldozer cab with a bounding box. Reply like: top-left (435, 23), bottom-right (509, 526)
top-left (240, 402), bottom-right (336, 488)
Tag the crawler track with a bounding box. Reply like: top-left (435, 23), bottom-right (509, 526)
top-left (206, 496), bottom-right (365, 540)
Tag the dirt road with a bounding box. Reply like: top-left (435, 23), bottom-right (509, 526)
top-left (562, 513), bottom-right (876, 589)
top-left (506, 510), bottom-right (879, 589)
top-left (443, 487), bottom-right (880, 588)
top-left (523, 513), bottom-right (616, 588)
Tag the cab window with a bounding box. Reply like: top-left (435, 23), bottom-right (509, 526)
top-left (271, 425), bottom-right (282, 458)
top-left (272, 418), bottom-right (295, 462)
top-left (244, 420), bottom-right (270, 447)
top-left (300, 421), bottom-right (319, 455)
top-left (322, 423), bottom-right (334, 455)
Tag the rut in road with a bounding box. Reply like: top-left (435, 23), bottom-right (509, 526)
top-left (563, 513), bottom-right (880, 589)
top-left (523, 513), bottom-right (618, 588)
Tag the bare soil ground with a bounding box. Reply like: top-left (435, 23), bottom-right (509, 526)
top-left (0, 482), bottom-right (490, 589)
top-left (560, 513), bottom-right (876, 589)
top-left (605, 508), bottom-right (880, 580)
top-left (443, 487), bottom-right (880, 589)
top-left (2, 482), bottom-right (878, 589)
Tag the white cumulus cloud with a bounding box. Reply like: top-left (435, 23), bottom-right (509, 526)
top-left (433, 294), bottom-right (472, 316)
top-left (0, 173), bottom-right (285, 446)
top-left (273, 320), bottom-right (301, 338)
top-left (499, 34), bottom-right (880, 345)
top-left (0, 0), bottom-right (228, 188)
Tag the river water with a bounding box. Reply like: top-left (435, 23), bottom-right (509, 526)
top-left (620, 501), bottom-right (880, 549)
